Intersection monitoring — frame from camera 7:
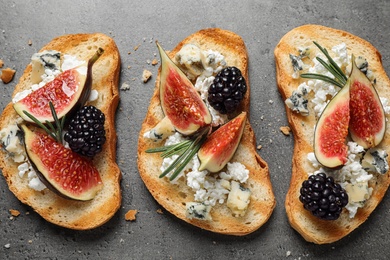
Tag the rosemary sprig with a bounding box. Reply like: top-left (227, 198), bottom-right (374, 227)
top-left (22, 101), bottom-right (65, 143)
top-left (300, 73), bottom-right (344, 88)
top-left (146, 140), bottom-right (192, 155)
top-left (300, 41), bottom-right (348, 88)
top-left (146, 127), bottom-right (210, 181)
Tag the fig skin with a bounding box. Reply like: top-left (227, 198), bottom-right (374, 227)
top-left (13, 48), bottom-right (104, 124)
top-left (157, 42), bottom-right (211, 136)
top-left (349, 55), bottom-right (386, 149)
top-left (20, 124), bottom-right (103, 201)
top-left (314, 80), bottom-right (350, 168)
top-left (198, 112), bottom-right (247, 172)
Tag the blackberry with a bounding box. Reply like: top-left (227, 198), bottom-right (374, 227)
top-left (64, 105), bottom-right (106, 157)
top-left (207, 66), bottom-right (247, 114)
top-left (299, 172), bottom-right (349, 220)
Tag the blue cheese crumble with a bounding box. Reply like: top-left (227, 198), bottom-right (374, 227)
top-left (362, 149), bottom-right (389, 174)
top-left (285, 83), bottom-right (309, 116)
top-left (186, 202), bottom-right (212, 221)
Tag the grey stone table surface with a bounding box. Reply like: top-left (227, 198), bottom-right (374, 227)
top-left (1, 0), bottom-right (390, 259)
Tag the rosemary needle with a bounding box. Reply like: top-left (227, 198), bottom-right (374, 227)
top-left (300, 41), bottom-right (348, 88)
top-left (22, 101), bottom-right (65, 143)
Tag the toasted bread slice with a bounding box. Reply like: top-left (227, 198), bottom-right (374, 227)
top-left (137, 28), bottom-right (275, 235)
top-left (0, 33), bottom-right (121, 230)
top-left (275, 24), bottom-right (390, 244)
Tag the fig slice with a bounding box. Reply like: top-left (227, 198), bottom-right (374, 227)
top-left (14, 48), bottom-right (104, 123)
top-left (157, 41), bottom-right (211, 136)
top-left (314, 80), bottom-right (351, 168)
top-left (349, 55), bottom-right (386, 149)
top-left (20, 124), bottom-right (103, 201)
top-left (198, 112), bottom-right (247, 172)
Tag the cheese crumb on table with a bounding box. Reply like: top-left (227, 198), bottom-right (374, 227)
top-left (142, 69), bottom-right (152, 83)
top-left (120, 82), bottom-right (130, 91)
top-left (152, 59), bottom-right (158, 65)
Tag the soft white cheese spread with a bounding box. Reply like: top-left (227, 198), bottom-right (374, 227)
top-left (162, 132), bottom-right (251, 216)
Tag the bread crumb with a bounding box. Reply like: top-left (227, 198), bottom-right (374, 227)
top-left (0, 60), bottom-right (4, 68)
top-left (9, 209), bottom-right (20, 217)
top-left (134, 44), bottom-right (140, 51)
top-left (257, 145), bottom-right (262, 150)
top-left (152, 59), bottom-right (158, 66)
top-left (142, 69), bottom-right (152, 83)
top-left (127, 51), bottom-right (131, 55)
top-left (280, 126), bottom-right (291, 136)
top-left (156, 209), bottom-right (163, 214)
top-left (120, 83), bottom-right (130, 91)
top-left (28, 240), bottom-right (33, 244)
top-left (286, 250), bottom-right (291, 257)
top-left (28, 39), bottom-right (32, 46)
top-left (1, 68), bottom-right (16, 83)
top-left (4, 243), bottom-right (10, 249)
top-left (125, 209), bottom-right (138, 221)
top-left (127, 65), bottom-right (131, 69)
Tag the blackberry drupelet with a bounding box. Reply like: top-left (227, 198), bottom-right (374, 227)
top-left (299, 172), bottom-right (349, 220)
top-left (64, 105), bottom-right (106, 157)
top-left (207, 66), bottom-right (247, 114)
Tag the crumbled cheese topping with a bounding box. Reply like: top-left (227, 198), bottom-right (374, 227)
top-left (294, 43), bottom-right (390, 218)
top-left (308, 142), bottom-right (374, 218)
top-left (88, 90), bottom-right (99, 102)
top-left (161, 133), bottom-right (250, 209)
